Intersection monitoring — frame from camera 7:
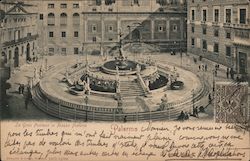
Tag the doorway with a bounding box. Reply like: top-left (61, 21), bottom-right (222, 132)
top-left (26, 43), bottom-right (30, 61)
top-left (132, 29), bottom-right (141, 42)
top-left (1, 52), bottom-right (7, 67)
top-left (14, 47), bottom-right (19, 67)
top-left (239, 52), bottom-right (247, 74)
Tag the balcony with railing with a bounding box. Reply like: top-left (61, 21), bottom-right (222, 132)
top-left (232, 23), bottom-right (250, 29)
top-left (158, 3), bottom-right (187, 12)
top-left (223, 22), bottom-right (232, 28)
top-left (233, 29), bottom-right (250, 46)
top-left (201, 21), bottom-right (206, 25)
top-left (212, 21), bottom-right (220, 27)
top-left (2, 34), bottom-right (38, 47)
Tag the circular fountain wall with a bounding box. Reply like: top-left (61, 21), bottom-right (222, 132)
top-left (102, 60), bottom-right (146, 75)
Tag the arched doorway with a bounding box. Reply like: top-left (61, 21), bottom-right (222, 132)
top-left (14, 47), bottom-right (19, 67)
top-left (26, 43), bottom-right (30, 61)
top-left (132, 29), bottom-right (141, 42)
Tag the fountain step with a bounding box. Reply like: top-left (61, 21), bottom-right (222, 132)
top-left (120, 87), bottom-right (142, 91)
top-left (119, 80), bottom-right (145, 98)
top-left (120, 91), bottom-right (143, 94)
top-left (120, 90), bottom-right (144, 93)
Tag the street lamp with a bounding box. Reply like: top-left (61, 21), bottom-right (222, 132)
top-left (212, 69), bottom-right (215, 95)
top-left (180, 49), bottom-right (183, 67)
top-left (84, 95), bottom-right (89, 122)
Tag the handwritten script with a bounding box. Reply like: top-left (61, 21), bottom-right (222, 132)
top-left (1, 121), bottom-right (249, 161)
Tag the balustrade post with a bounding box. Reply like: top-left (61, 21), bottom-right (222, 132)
top-left (192, 89), bottom-right (195, 115)
top-left (168, 107), bottom-right (170, 120)
top-left (75, 106), bottom-right (76, 121)
top-left (113, 110), bottom-right (116, 122)
top-left (58, 102), bottom-right (61, 118)
top-left (85, 110), bottom-right (87, 122)
top-left (46, 98), bottom-right (48, 111)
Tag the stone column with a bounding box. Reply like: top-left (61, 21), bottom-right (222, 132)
top-left (166, 19), bottom-right (170, 40)
top-left (45, 58), bottom-right (48, 71)
top-left (117, 18), bottom-right (121, 43)
top-left (234, 46), bottom-right (238, 73)
top-left (101, 15), bottom-right (104, 56)
top-left (29, 77), bottom-right (33, 89)
top-left (84, 15), bottom-right (87, 42)
top-left (151, 19), bottom-right (154, 40)
top-left (180, 18), bottom-right (184, 40)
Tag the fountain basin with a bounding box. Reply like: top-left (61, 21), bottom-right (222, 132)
top-left (102, 60), bottom-right (145, 75)
top-left (68, 86), bottom-right (85, 96)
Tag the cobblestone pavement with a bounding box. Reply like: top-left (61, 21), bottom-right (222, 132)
top-left (1, 52), bottom-right (239, 121)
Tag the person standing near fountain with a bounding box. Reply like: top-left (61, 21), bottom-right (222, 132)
top-left (160, 94), bottom-right (168, 111)
top-left (115, 66), bottom-right (121, 94)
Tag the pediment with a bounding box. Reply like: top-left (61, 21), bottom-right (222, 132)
top-left (6, 4), bottom-right (29, 15)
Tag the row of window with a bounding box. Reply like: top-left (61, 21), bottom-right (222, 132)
top-left (191, 8), bottom-right (247, 24)
top-left (40, 13), bottom-right (80, 19)
top-left (156, 0), bottom-right (183, 6)
top-left (49, 47), bottom-right (80, 54)
top-left (49, 31), bottom-right (79, 38)
top-left (190, 26), bottom-right (231, 39)
top-left (48, 3), bottom-right (80, 9)
top-left (191, 38), bottom-right (231, 56)
top-left (48, 23), bottom-right (176, 38)
top-left (47, 0), bottom-right (185, 9)
top-left (40, 13), bottom-right (80, 25)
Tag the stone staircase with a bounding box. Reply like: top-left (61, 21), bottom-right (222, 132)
top-left (120, 80), bottom-right (145, 98)
top-left (123, 42), bottom-right (160, 53)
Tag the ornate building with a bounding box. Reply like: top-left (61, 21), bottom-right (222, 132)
top-left (32, 0), bottom-right (187, 56)
top-left (0, 1), bottom-right (39, 72)
top-left (187, 0), bottom-right (250, 82)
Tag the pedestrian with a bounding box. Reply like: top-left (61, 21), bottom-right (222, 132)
top-left (193, 107), bottom-right (196, 117)
top-left (202, 64), bottom-right (205, 71)
top-left (236, 75), bottom-right (240, 82)
top-left (199, 55), bottom-right (202, 61)
top-left (195, 107), bottom-right (199, 118)
top-left (214, 69), bottom-right (217, 77)
top-left (39, 67), bottom-right (43, 78)
top-left (205, 64), bottom-right (207, 71)
top-left (18, 84), bottom-right (22, 94)
top-left (199, 106), bottom-right (205, 113)
top-left (123, 115), bottom-right (127, 123)
top-left (208, 93), bottom-right (212, 104)
top-left (230, 68), bottom-right (234, 80)
top-left (184, 112), bottom-right (189, 120)
top-left (193, 57), bottom-right (197, 64)
top-left (21, 84), bottom-right (25, 94)
top-left (25, 86), bottom-right (32, 109)
top-left (226, 68), bottom-right (229, 79)
top-left (198, 65), bottom-right (201, 71)
top-left (25, 96), bottom-right (29, 109)
top-left (178, 111), bottom-right (185, 121)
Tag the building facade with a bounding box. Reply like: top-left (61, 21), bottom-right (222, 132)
top-left (0, 1), bottom-right (39, 72)
top-left (187, 0), bottom-right (250, 82)
top-left (31, 0), bottom-right (187, 56)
